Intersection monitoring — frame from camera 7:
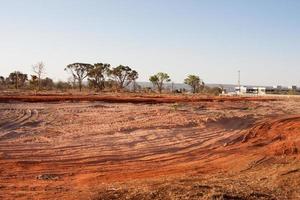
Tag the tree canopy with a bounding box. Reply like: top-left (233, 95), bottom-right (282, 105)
top-left (7, 71), bottom-right (28, 89)
top-left (88, 63), bottom-right (110, 91)
top-left (109, 65), bottom-right (138, 90)
top-left (65, 63), bottom-right (93, 91)
top-left (184, 75), bottom-right (204, 93)
top-left (149, 72), bottom-right (171, 93)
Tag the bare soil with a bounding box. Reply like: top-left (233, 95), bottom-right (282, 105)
top-left (0, 94), bottom-right (299, 199)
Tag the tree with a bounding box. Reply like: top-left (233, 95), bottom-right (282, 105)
top-left (41, 77), bottom-right (54, 90)
top-left (56, 81), bottom-right (71, 91)
top-left (68, 76), bottom-right (77, 89)
top-left (205, 86), bottom-right (222, 96)
top-left (132, 80), bottom-right (141, 92)
top-left (184, 75), bottom-right (204, 93)
top-left (65, 63), bottom-right (93, 91)
top-left (7, 71), bottom-right (28, 89)
top-left (109, 65), bottom-right (138, 90)
top-left (32, 61), bottom-right (45, 91)
top-left (0, 76), bottom-right (5, 89)
top-left (0, 76), bottom-right (4, 84)
top-left (88, 63), bottom-right (110, 91)
top-left (149, 72), bottom-right (171, 93)
top-left (29, 75), bottom-right (39, 91)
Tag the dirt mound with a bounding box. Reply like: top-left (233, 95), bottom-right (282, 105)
top-left (207, 115), bottom-right (255, 131)
top-left (0, 94), bottom-right (277, 104)
top-left (241, 116), bottom-right (300, 156)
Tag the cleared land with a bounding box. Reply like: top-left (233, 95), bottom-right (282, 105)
top-left (0, 95), bottom-right (299, 199)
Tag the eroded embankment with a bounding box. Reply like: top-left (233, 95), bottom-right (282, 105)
top-left (0, 94), bottom-right (277, 104)
top-left (240, 115), bottom-right (300, 156)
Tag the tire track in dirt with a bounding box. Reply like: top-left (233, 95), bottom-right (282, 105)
top-left (1, 109), bottom-right (35, 129)
top-left (0, 103), bottom-right (229, 168)
top-left (0, 100), bottom-right (299, 199)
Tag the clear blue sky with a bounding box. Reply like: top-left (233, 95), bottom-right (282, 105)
top-left (0, 0), bottom-right (299, 86)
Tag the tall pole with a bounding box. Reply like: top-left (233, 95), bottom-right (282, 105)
top-left (238, 70), bottom-right (240, 94)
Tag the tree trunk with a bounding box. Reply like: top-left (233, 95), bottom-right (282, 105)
top-left (158, 82), bottom-right (163, 94)
top-left (79, 80), bottom-right (82, 91)
top-left (38, 75), bottom-right (41, 91)
top-left (193, 85), bottom-right (196, 93)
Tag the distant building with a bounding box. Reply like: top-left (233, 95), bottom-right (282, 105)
top-left (258, 87), bottom-right (266, 95)
top-left (235, 86), bottom-right (247, 94)
top-left (234, 86), bottom-right (266, 95)
top-left (223, 84), bottom-right (299, 96)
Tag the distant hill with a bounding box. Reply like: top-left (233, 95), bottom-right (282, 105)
top-left (136, 82), bottom-right (276, 92)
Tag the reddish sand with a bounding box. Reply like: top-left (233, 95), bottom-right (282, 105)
top-left (0, 94), bottom-right (299, 199)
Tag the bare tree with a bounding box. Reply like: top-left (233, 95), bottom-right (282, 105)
top-left (32, 61), bottom-right (45, 91)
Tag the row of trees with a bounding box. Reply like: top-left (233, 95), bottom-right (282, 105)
top-left (65, 63), bottom-right (206, 93)
top-left (0, 62), bottom-right (66, 91)
top-left (0, 70), bottom-right (58, 91)
top-left (65, 63), bottom-right (138, 92)
top-left (0, 61), bottom-right (212, 94)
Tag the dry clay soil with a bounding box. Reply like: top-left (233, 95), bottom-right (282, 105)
top-left (0, 95), bottom-right (300, 199)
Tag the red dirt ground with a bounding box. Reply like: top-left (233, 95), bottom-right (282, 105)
top-left (0, 94), bottom-right (299, 199)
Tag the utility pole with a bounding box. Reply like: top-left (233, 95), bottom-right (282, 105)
top-left (238, 70), bottom-right (240, 94)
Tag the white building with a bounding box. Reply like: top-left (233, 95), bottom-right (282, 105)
top-left (257, 87), bottom-right (266, 95)
top-left (234, 86), bottom-right (266, 95)
top-left (235, 86), bottom-right (247, 95)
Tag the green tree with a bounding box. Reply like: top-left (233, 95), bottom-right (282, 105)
top-left (88, 63), bottom-right (110, 91)
top-left (109, 65), bottom-right (138, 90)
top-left (65, 63), bottom-right (93, 91)
top-left (149, 72), bottom-right (171, 93)
top-left (184, 75), bottom-right (204, 93)
top-left (7, 71), bottom-right (28, 89)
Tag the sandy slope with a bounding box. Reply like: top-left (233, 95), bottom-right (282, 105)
top-left (0, 96), bottom-right (299, 199)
